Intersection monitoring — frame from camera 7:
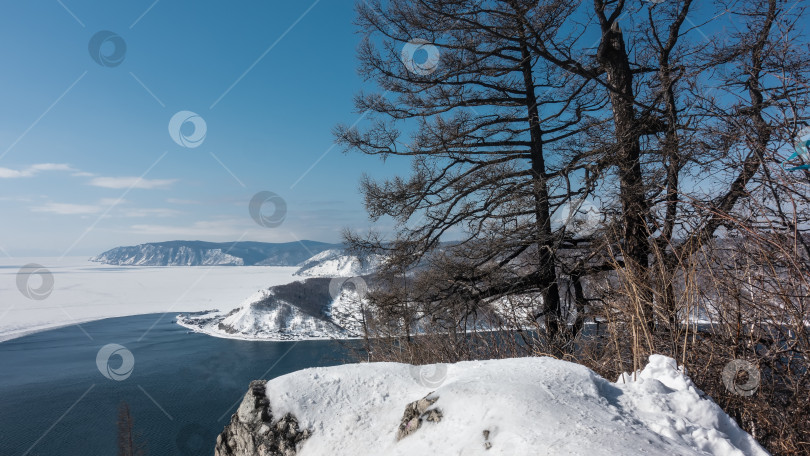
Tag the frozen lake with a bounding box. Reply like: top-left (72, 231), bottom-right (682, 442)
top-left (0, 257), bottom-right (299, 342)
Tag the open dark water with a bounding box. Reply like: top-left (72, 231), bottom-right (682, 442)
top-left (0, 314), bottom-right (352, 456)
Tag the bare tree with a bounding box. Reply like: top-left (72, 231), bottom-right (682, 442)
top-left (339, 1), bottom-right (810, 450)
top-left (338, 0), bottom-right (603, 345)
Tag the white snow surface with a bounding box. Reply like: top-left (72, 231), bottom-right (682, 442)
top-left (325, 287), bottom-right (367, 336)
top-left (294, 249), bottom-right (381, 277)
top-left (265, 355), bottom-right (768, 456)
top-left (0, 257), bottom-right (299, 342)
top-left (177, 288), bottom-right (347, 341)
top-left (177, 284), bottom-right (366, 341)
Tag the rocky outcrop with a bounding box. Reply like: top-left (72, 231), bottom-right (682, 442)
top-left (215, 380), bottom-right (310, 456)
top-left (213, 355), bottom-right (769, 455)
top-left (396, 393), bottom-right (443, 441)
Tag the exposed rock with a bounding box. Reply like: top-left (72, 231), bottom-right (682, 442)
top-left (483, 429), bottom-right (492, 450)
top-left (396, 393), bottom-right (443, 441)
top-left (215, 380), bottom-right (310, 456)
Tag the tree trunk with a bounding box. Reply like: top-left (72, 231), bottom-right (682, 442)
top-left (519, 38), bottom-right (563, 342)
top-left (596, 22), bottom-right (654, 330)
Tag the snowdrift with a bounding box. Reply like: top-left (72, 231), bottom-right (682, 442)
top-left (218, 355), bottom-right (767, 456)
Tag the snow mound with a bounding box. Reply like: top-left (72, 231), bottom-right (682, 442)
top-left (264, 355), bottom-right (768, 456)
top-left (616, 354), bottom-right (765, 455)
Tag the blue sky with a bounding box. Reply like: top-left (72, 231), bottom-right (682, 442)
top-left (0, 0), bottom-right (406, 256)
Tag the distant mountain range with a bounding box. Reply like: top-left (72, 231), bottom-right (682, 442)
top-left (90, 240), bottom-right (343, 266)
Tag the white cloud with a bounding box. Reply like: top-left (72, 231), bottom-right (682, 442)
top-left (31, 203), bottom-right (102, 215)
top-left (167, 198), bottom-right (201, 205)
top-left (122, 208), bottom-right (182, 218)
top-left (89, 177), bottom-right (177, 189)
top-left (29, 197), bottom-right (182, 219)
top-left (0, 163), bottom-right (78, 178)
top-left (0, 167), bottom-right (28, 178)
top-left (28, 163), bottom-right (75, 172)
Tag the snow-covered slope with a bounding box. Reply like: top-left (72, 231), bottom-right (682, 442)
top-left (294, 249), bottom-right (382, 277)
top-left (215, 293), bottom-right (344, 340)
top-left (325, 285), bottom-right (368, 336)
top-left (177, 277), bottom-right (541, 342)
top-left (92, 240), bottom-right (341, 266)
top-left (176, 248), bottom-right (383, 340)
top-left (177, 279), bottom-right (354, 340)
top-left (93, 244), bottom-right (245, 266)
top-left (219, 355), bottom-right (767, 456)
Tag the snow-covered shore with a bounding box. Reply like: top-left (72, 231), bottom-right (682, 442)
top-left (217, 355), bottom-right (768, 455)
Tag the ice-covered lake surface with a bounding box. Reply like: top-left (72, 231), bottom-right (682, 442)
top-left (0, 257), bottom-right (299, 342)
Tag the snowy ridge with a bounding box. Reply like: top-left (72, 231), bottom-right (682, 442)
top-left (177, 302), bottom-right (345, 341)
top-left (93, 244), bottom-right (244, 266)
top-left (177, 279), bottom-right (355, 341)
top-left (218, 299), bottom-right (344, 341)
top-left (258, 355), bottom-right (767, 456)
top-left (294, 249), bottom-right (382, 277)
top-left (178, 279), bottom-right (538, 342)
top-left (176, 248), bottom-right (385, 340)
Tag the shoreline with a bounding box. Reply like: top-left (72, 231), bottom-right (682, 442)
top-left (175, 315), bottom-right (357, 342)
top-left (0, 257), bottom-right (302, 344)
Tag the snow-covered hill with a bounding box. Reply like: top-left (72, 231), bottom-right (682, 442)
top-left (217, 355), bottom-right (767, 456)
top-left (176, 248), bottom-right (384, 340)
top-left (294, 249), bottom-right (383, 277)
top-left (91, 240), bottom-right (341, 266)
top-left (177, 278), bottom-right (365, 340)
top-left (93, 244), bottom-right (245, 266)
top-left (177, 273), bottom-right (541, 342)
